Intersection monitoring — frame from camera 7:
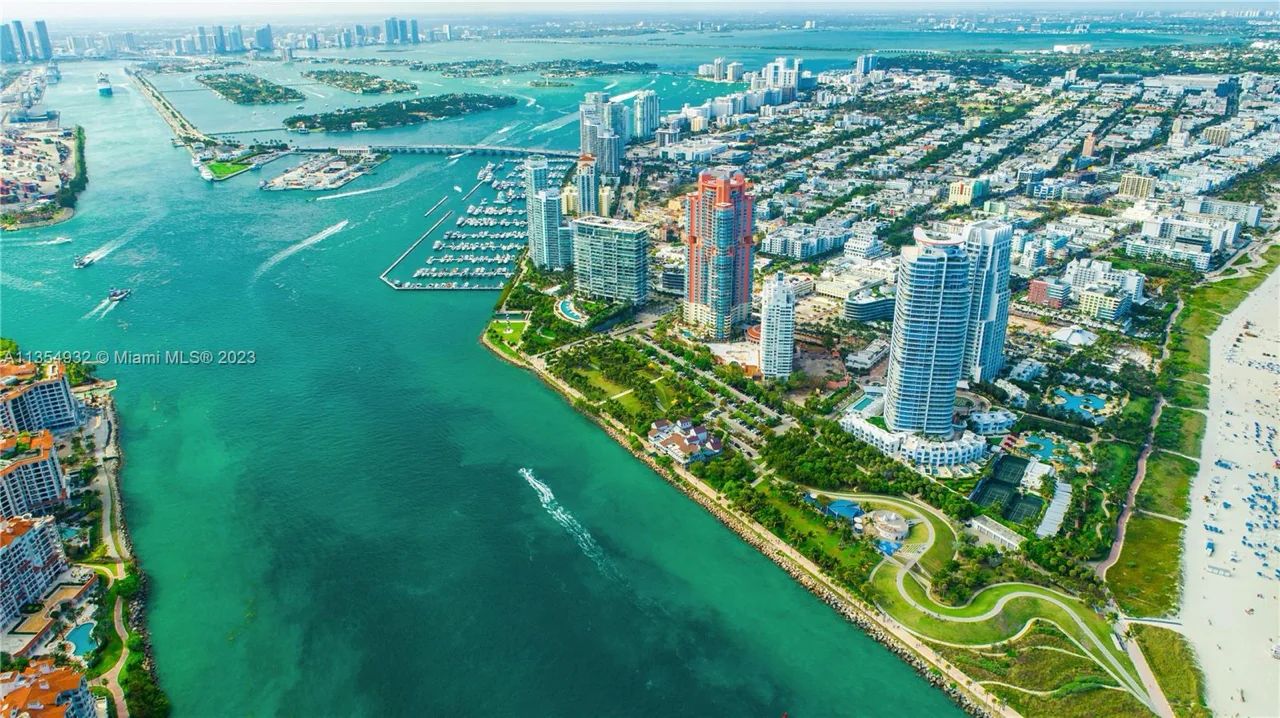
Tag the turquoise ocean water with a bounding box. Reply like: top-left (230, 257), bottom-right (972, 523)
top-left (1, 30), bottom-right (1212, 716)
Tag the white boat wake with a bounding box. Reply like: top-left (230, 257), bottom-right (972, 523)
top-left (602, 80), bottom-right (619, 90)
top-left (519, 468), bottom-right (618, 579)
top-left (81, 298), bottom-right (111, 320)
top-left (96, 300), bottom-right (120, 320)
top-left (5, 235), bottom-right (74, 247)
top-left (530, 112), bottom-right (579, 135)
top-left (80, 236), bottom-right (129, 264)
top-left (302, 87), bottom-right (325, 99)
top-left (610, 88), bottom-right (644, 103)
top-left (252, 220), bottom-right (349, 281)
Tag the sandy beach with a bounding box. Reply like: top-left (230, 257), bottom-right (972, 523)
top-left (1180, 265), bottom-right (1280, 718)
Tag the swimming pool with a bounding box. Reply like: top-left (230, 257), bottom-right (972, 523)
top-left (558, 296), bottom-right (583, 318)
top-left (1023, 434), bottom-right (1061, 461)
top-left (851, 395), bottom-right (875, 411)
top-left (1053, 388), bottom-right (1105, 419)
top-left (66, 622), bottom-right (96, 657)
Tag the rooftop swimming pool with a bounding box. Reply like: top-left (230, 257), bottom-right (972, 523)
top-left (66, 622), bottom-right (96, 657)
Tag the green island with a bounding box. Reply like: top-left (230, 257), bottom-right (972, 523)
top-left (283, 93), bottom-right (518, 132)
top-left (300, 69), bottom-right (417, 94)
top-left (196, 72), bottom-right (305, 104)
top-left (529, 79), bottom-right (574, 88)
top-left (409, 58), bottom-right (658, 78)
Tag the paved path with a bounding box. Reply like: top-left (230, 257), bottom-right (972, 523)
top-left (100, 596), bottom-right (130, 718)
top-left (522, 353), bottom-right (1019, 718)
top-left (1097, 392), bottom-right (1167, 581)
top-left (83, 404), bottom-right (131, 717)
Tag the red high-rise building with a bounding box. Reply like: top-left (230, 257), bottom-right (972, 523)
top-left (683, 167), bottom-right (754, 340)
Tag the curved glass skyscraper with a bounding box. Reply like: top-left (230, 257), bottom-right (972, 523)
top-left (884, 229), bottom-right (971, 436)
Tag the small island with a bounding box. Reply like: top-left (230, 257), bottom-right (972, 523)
top-left (283, 93), bottom-right (518, 132)
top-left (197, 73), bottom-right (305, 104)
top-left (529, 79), bottom-right (574, 88)
top-left (409, 58), bottom-right (658, 79)
top-left (301, 69), bottom-right (417, 94)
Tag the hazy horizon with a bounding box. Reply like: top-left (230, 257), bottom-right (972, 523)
top-left (15, 0), bottom-right (1279, 23)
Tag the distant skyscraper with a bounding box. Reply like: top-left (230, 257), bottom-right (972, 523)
top-left (961, 220), bottom-right (1012, 383)
top-left (683, 167), bottom-right (755, 340)
top-left (34, 21), bottom-right (52, 61)
top-left (12, 21), bottom-right (29, 61)
top-left (0, 25), bottom-right (16, 63)
top-left (441, 24), bottom-right (452, 40)
top-left (409, 19), bottom-right (419, 44)
top-left (397, 19), bottom-right (409, 43)
top-left (228, 25), bottom-right (244, 52)
top-left (855, 53), bottom-right (878, 77)
top-left (213, 25), bottom-right (226, 53)
top-left (633, 90), bottom-right (660, 140)
top-left (384, 17), bottom-right (398, 44)
top-left (196, 25), bottom-right (208, 53)
top-left (883, 228), bottom-right (971, 436)
top-left (759, 272), bottom-right (796, 379)
top-left (579, 92), bottom-right (626, 175)
top-left (253, 25), bottom-right (273, 51)
top-left (524, 156), bottom-right (569, 270)
top-left (572, 216), bottom-right (650, 304)
top-left (574, 155), bottom-right (599, 216)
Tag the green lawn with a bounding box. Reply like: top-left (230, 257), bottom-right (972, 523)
top-left (987, 681), bottom-right (1151, 718)
top-left (930, 625), bottom-right (1117, 694)
top-left (1131, 624), bottom-right (1210, 718)
top-left (1107, 513), bottom-right (1183, 617)
top-left (206, 161), bottom-right (251, 178)
top-left (1136, 450), bottom-right (1198, 518)
top-left (928, 625), bottom-right (1151, 718)
top-left (1165, 380), bottom-right (1209, 411)
top-left (1154, 407), bottom-right (1207, 458)
top-left (582, 368), bottom-right (629, 398)
top-left (485, 320), bottom-right (527, 361)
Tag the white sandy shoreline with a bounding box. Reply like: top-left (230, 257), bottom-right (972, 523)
top-left (1179, 264), bottom-right (1280, 718)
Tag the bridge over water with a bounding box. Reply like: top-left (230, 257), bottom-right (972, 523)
top-left (297, 144), bottom-right (578, 159)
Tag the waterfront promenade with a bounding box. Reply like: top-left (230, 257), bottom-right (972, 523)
top-left (482, 329), bottom-right (1018, 718)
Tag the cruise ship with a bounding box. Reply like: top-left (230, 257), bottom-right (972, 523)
top-left (97, 73), bottom-right (113, 97)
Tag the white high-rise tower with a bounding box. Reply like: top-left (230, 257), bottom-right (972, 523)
top-left (759, 272), bottom-right (796, 380)
top-left (961, 220), bottom-right (1013, 383)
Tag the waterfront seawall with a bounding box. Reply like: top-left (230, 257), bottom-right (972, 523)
top-left (480, 332), bottom-right (1000, 718)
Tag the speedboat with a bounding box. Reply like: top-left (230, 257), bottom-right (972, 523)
top-left (73, 255), bottom-right (93, 269)
top-left (108, 288), bottom-right (131, 302)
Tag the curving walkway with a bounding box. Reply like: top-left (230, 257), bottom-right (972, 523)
top-left (883, 563), bottom-right (1151, 706)
top-left (833, 490), bottom-right (1160, 712)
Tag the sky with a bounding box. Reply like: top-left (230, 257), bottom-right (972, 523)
top-left (16, 0), bottom-right (1277, 22)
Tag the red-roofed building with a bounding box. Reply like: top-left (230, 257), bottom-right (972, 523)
top-left (0, 360), bottom-right (83, 433)
top-left (647, 417), bottom-right (723, 465)
top-left (0, 431), bottom-right (69, 518)
top-left (0, 515), bottom-right (68, 631)
top-left (0, 658), bottom-right (95, 718)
